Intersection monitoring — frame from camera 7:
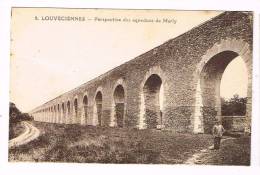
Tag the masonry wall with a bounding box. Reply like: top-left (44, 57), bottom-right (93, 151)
top-left (222, 116), bottom-right (246, 132)
top-left (31, 12), bottom-right (252, 133)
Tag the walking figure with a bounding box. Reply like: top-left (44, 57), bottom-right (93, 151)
top-left (212, 120), bottom-right (225, 150)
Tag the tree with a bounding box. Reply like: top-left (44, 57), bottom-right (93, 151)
top-left (221, 94), bottom-right (247, 116)
top-left (9, 102), bottom-right (22, 122)
top-left (9, 102), bottom-right (33, 123)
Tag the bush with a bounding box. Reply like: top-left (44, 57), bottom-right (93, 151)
top-left (221, 94), bottom-right (247, 116)
top-left (9, 102), bottom-right (33, 124)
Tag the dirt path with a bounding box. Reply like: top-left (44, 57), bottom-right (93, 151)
top-left (184, 137), bottom-right (234, 164)
top-left (9, 121), bottom-right (40, 148)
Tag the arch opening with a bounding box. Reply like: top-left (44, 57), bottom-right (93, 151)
top-left (66, 101), bottom-right (70, 123)
top-left (113, 85), bottom-right (125, 127)
top-left (51, 107), bottom-right (53, 122)
top-left (56, 104), bottom-right (61, 122)
top-left (74, 99), bottom-right (78, 123)
top-left (54, 106), bottom-right (56, 123)
top-left (143, 74), bottom-right (163, 129)
top-left (83, 95), bottom-right (88, 124)
top-left (195, 50), bottom-right (249, 133)
top-left (220, 57), bottom-right (248, 115)
top-left (61, 103), bottom-right (64, 121)
top-left (95, 91), bottom-right (102, 126)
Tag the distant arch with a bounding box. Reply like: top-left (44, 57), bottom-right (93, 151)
top-left (139, 66), bottom-right (166, 129)
top-left (94, 87), bottom-right (103, 126)
top-left (73, 97), bottom-right (78, 124)
top-left (112, 83), bottom-right (126, 127)
top-left (65, 101), bottom-right (71, 123)
top-left (57, 104), bottom-right (60, 123)
top-left (143, 74), bottom-right (163, 129)
top-left (83, 94), bottom-right (89, 124)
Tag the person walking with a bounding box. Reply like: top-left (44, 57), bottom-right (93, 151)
top-left (212, 120), bottom-right (225, 150)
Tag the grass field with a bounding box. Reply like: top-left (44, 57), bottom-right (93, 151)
top-left (197, 136), bottom-right (251, 165)
top-left (8, 121), bottom-right (250, 165)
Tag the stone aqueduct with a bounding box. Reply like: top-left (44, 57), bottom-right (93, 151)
top-left (30, 12), bottom-right (252, 133)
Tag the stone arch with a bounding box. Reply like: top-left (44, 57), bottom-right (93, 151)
top-left (49, 106), bottom-right (53, 122)
top-left (40, 109), bottom-right (42, 121)
top-left (66, 100), bottom-right (71, 124)
top-left (111, 78), bottom-right (126, 127)
top-left (139, 66), bottom-right (166, 129)
top-left (53, 105), bottom-right (56, 123)
top-left (46, 107), bottom-right (48, 122)
top-left (52, 104), bottom-right (57, 123)
top-left (45, 108), bottom-right (47, 121)
top-left (59, 103), bottom-right (63, 123)
top-left (42, 109), bottom-right (44, 122)
top-left (82, 92), bottom-right (89, 125)
top-left (93, 87), bottom-right (103, 126)
top-left (50, 107), bottom-right (53, 122)
top-left (47, 107), bottom-right (49, 121)
top-left (73, 96), bottom-right (79, 124)
top-left (48, 107), bottom-right (50, 122)
top-left (56, 103), bottom-right (61, 123)
top-left (50, 107), bottom-right (52, 122)
top-left (61, 102), bottom-right (65, 123)
top-left (193, 38), bottom-right (252, 133)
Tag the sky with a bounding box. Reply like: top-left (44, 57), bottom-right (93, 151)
top-left (220, 56), bottom-right (248, 99)
top-left (10, 8), bottom-right (247, 112)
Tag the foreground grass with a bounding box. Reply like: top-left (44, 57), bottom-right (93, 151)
top-left (8, 122), bottom-right (250, 165)
top-left (9, 122), bottom-right (213, 163)
top-left (198, 136), bottom-right (251, 165)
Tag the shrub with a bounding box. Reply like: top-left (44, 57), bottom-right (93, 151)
top-left (221, 94), bottom-right (247, 116)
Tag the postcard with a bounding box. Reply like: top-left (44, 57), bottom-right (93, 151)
top-left (9, 8), bottom-right (252, 165)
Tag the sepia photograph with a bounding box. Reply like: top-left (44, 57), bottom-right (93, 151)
top-left (9, 8), bottom-right (252, 165)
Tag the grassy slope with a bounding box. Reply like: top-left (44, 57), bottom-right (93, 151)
top-left (9, 122), bottom-right (213, 163)
top-left (9, 122), bottom-right (250, 165)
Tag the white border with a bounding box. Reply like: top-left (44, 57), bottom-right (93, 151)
top-left (0, 0), bottom-right (259, 175)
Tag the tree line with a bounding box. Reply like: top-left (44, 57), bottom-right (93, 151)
top-left (9, 102), bottom-right (33, 123)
